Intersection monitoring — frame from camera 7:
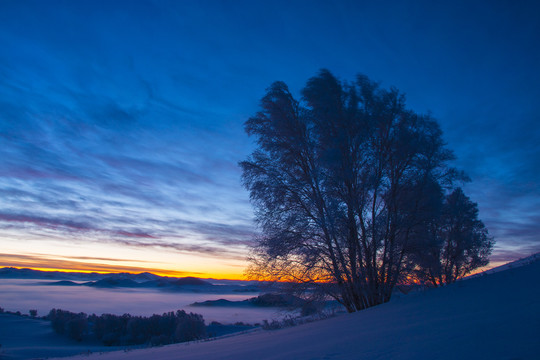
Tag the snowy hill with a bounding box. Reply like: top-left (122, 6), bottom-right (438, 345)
top-left (58, 256), bottom-right (540, 360)
top-left (474, 252), bottom-right (540, 275)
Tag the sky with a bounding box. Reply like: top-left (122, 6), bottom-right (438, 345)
top-left (0, 0), bottom-right (539, 279)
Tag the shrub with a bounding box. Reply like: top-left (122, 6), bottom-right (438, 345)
top-left (261, 319), bottom-right (282, 330)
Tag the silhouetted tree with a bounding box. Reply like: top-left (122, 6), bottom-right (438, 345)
top-left (50, 309), bottom-right (206, 346)
top-left (241, 69), bottom-right (464, 312)
top-left (48, 309), bottom-right (88, 341)
top-left (411, 188), bottom-right (493, 286)
top-left (174, 311), bottom-right (206, 342)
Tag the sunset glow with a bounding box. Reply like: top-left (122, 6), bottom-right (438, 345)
top-left (0, 238), bottom-right (248, 279)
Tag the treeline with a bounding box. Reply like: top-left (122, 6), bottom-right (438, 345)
top-left (47, 309), bottom-right (206, 346)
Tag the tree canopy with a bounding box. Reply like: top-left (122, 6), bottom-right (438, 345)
top-left (241, 69), bottom-right (493, 312)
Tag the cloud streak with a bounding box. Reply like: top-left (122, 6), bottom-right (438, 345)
top-left (0, 253), bottom-right (196, 276)
top-left (0, 212), bottom-right (155, 239)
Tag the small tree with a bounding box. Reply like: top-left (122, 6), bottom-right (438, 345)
top-left (411, 188), bottom-right (494, 286)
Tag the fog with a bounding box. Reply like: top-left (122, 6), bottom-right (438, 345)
top-left (0, 279), bottom-right (292, 324)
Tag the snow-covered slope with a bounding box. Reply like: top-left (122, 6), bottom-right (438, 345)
top-left (478, 252), bottom-right (540, 275)
top-left (59, 256), bottom-right (540, 360)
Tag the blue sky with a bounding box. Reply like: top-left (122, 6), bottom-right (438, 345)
top-left (0, 0), bottom-right (539, 277)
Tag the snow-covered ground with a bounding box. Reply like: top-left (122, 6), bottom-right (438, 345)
top-left (54, 254), bottom-right (540, 360)
top-left (0, 314), bottom-right (132, 360)
top-left (471, 252), bottom-right (540, 276)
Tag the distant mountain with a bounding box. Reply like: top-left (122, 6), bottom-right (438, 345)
top-left (0, 267), bottom-right (106, 281)
top-left (0, 267), bottom-right (262, 292)
top-left (44, 280), bottom-right (83, 286)
top-left (86, 278), bottom-right (142, 288)
top-left (191, 298), bottom-right (246, 307)
top-left (170, 277), bottom-right (210, 286)
top-left (0, 267), bottom-right (176, 283)
top-left (101, 272), bottom-right (162, 282)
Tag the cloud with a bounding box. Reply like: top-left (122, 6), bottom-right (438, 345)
top-left (0, 212), bottom-right (155, 239)
top-left (0, 208), bottom-right (253, 260)
top-left (488, 244), bottom-right (540, 264)
top-left (0, 253), bottom-right (197, 276)
top-left (0, 70), bottom-right (254, 263)
top-left (111, 238), bottom-right (248, 262)
top-left (0, 252), bottom-right (148, 264)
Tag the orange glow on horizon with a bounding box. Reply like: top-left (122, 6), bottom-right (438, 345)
top-left (0, 246), bottom-right (248, 280)
top-left (5, 265), bottom-right (246, 280)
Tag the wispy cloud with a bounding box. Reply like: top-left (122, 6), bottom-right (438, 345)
top-left (0, 253), bottom-right (196, 276)
top-left (0, 210), bottom-right (253, 260)
top-left (0, 253), bottom-right (149, 264)
top-left (0, 212), bottom-right (155, 239)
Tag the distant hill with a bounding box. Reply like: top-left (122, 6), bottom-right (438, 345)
top-left (170, 277), bottom-right (211, 286)
top-left (0, 267), bottom-right (161, 282)
top-left (191, 293), bottom-right (305, 308)
top-left (87, 278), bottom-right (142, 288)
top-left (0, 267), bottom-right (257, 292)
top-left (45, 280), bottom-right (82, 286)
top-left (191, 298), bottom-right (245, 307)
top-left (0, 267), bottom-right (204, 285)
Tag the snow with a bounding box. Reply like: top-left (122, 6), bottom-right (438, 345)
top-left (472, 252), bottom-right (540, 276)
top-left (53, 255), bottom-right (540, 360)
top-left (0, 314), bottom-right (130, 360)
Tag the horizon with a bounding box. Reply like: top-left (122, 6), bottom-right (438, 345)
top-left (1, 0), bottom-right (539, 279)
top-left (0, 265), bottom-right (243, 280)
top-left (3, 250), bottom-right (533, 281)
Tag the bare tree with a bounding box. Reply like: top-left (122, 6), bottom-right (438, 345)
top-left (241, 70), bottom-right (461, 312)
